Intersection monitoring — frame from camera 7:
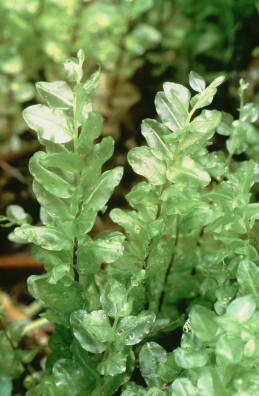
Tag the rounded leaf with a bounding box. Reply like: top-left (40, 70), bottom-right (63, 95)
top-left (36, 81), bottom-right (73, 109)
top-left (171, 378), bottom-right (197, 396)
top-left (190, 305), bottom-right (218, 342)
top-left (13, 225), bottom-right (72, 251)
top-left (117, 312), bottom-right (155, 345)
top-left (189, 71), bottom-right (206, 93)
top-left (216, 335), bottom-right (244, 363)
top-left (128, 146), bottom-right (166, 185)
top-left (23, 104), bottom-right (73, 143)
top-left (139, 342), bottom-right (167, 387)
top-left (226, 295), bottom-right (256, 323)
top-left (174, 347), bottom-right (209, 369)
top-left (70, 310), bottom-right (114, 354)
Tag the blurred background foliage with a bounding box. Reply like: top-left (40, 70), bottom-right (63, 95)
top-left (0, 0), bottom-right (259, 251)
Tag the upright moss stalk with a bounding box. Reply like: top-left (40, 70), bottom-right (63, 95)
top-left (1, 54), bottom-right (259, 395)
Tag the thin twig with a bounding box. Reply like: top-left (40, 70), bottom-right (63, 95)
top-left (23, 318), bottom-right (49, 336)
top-left (0, 160), bottom-right (28, 184)
top-left (73, 238), bottom-right (79, 282)
top-left (158, 215), bottom-right (180, 312)
top-left (24, 301), bottom-right (44, 318)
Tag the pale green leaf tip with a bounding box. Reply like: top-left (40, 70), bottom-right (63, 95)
top-left (77, 49), bottom-right (85, 65)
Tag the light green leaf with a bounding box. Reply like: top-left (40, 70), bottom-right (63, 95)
top-left (171, 378), bottom-right (197, 396)
top-left (145, 388), bottom-right (165, 396)
top-left (41, 152), bottom-right (84, 173)
top-left (216, 335), bottom-right (244, 363)
top-left (190, 305), bottom-right (218, 342)
top-left (126, 181), bottom-right (158, 219)
top-left (28, 275), bottom-right (83, 326)
top-left (74, 84), bottom-right (92, 123)
top-left (6, 205), bottom-right (31, 225)
top-left (80, 136), bottom-right (114, 195)
top-left (189, 110), bottom-right (221, 133)
top-left (77, 167), bottom-right (123, 232)
top-left (75, 207), bottom-right (96, 236)
top-left (141, 119), bottom-right (172, 160)
top-left (36, 81), bottom-right (73, 109)
top-left (110, 208), bottom-right (140, 235)
top-left (31, 247), bottom-right (65, 272)
top-left (32, 181), bottom-right (70, 221)
top-left (98, 349), bottom-right (128, 376)
top-left (193, 87), bottom-right (217, 109)
top-left (244, 203), bottom-right (259, 224)
top-left (49, 263), bottom-right (71, 284)
top-left (237, 260), bottom-right (259, 296)
top-left (226, 295), bottom-right (256, 323)
top-left (50, 358), bottom-right (92, 395)
top-left (83, 68), bottom-right (100, 96)
top-left (98, 373), bottom-right (130, 396)
top-left (192, 76), bottom-right (224, 110)
top-left (78, 231), bottom-right (125, 272)
top-left (101, 279), bottom-right (131, 318)
top-left (77, 49), bottom-right (85, 65)
top-left (29, 152), bottom-right (74, 199)
top-left (139, 342), bottom-right (167, 387)
top-left (210, 75), bottom-right (225, 88)
top-left (84, 167), bottom-right (123, 211)
top-left (80, 137), bottom-right (115, 190)
top-left (70, 310), bottom-right (114, 354)
top-left (23, 104), bottom-right (73, 143)
top-left (180, 203), bottom-right (215, 234)
top-left (130, 270), bottom-right (146, 287)
top-left (189, 71), bottom-right (206, 93)
top-left (241, 103), bottom-right (259, 123)
top-left (197, 368), bottom-right (227, 396)
top-left (174, 347), bottom-right (209, 369)
top-left (155, 82), bottom-right (190, 132)
top-left (64, 57), bottom-right (82, 83)
top-left (93, 231), bottom-right (125, 263)
top-left (163, 83), bottom-right (190, 114)
top-left (216, 112), bottom-right (234, 136)
top-left (70, 341), bottom-right (98, 390)
top-left (121, 383), bottom-right (146, 396)
top-left (117, 312), bottom-right (155, 345)
top-left (157, 352), bottom-right (180, 384)
top-left (167, 156), bottom-right (210, 187)
top-left (13, 225), bottom-right (71, 251)
top-left (128, 147), bottom-right (166, 185)
top-left (78, 112), bottom-right (104, 154)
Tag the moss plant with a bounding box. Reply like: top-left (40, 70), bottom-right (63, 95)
top-left (1, 52), bottom-right (259, 396)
